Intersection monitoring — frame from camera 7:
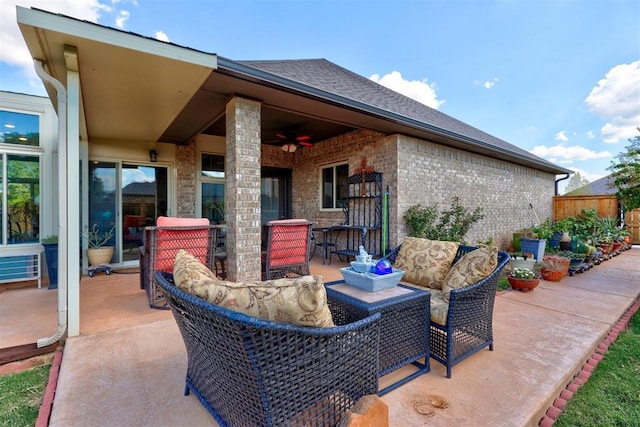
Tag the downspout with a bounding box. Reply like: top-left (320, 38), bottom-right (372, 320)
top-left (555, 173), bottom-right (571, 196)
top-left (34, 59), bottom-right (68, 347)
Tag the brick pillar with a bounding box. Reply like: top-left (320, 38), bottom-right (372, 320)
top-left (225, 97), bottom-right (262, 281)
top-left (176, 143), bottom-right (196, 217)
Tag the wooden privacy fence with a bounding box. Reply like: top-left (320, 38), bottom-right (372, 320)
top-left (624, 209), bottom-right (640, 244)
top-left (553, 195), bottom-right (620, 222)
top-left (553, 195), bottom-right (640, 244)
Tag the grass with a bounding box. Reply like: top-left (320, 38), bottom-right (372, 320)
top-left (498, 274), bottom-right (511, 291)
top-left (0, 362), bottom-right (51, 427)
top-left (555, 309), bottom-right (640, 427)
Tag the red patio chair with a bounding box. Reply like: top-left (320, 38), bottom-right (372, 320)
top-left (139, 216), bottom-right (218, 309)
top-left (264, 219), bottom-right (313, 280)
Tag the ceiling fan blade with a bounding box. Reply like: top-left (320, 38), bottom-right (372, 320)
top-left (275, 132), bottom-right (287, 140)
top-left (298, 141), bottom-right (313, 147)
top-left (296, 135), bottom-right (311, 142)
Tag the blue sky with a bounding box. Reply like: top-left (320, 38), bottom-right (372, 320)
top-left (1, 0), bottom-right (639, 193)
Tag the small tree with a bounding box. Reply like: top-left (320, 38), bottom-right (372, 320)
top-left (565, 171), bottom-right (590, 194)
top-left (608, 135), bottom-right (640, 210)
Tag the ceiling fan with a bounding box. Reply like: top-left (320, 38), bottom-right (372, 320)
top-left (273, 131), bottom-right (313, 152)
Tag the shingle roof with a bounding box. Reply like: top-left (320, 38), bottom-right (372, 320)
top-left (238, 58), bottom-right (560, 169)
top-left (568, 174), bottom-right (617, 195)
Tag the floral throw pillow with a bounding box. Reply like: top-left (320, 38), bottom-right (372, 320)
top-left (173, 249), bottom-right (219, 283)
top-left (174, 250), bottom-right (334, 328)
top-left (392, 237), bottom-right (459, 289)
top-left (441, 246), bottom-right (498, 302)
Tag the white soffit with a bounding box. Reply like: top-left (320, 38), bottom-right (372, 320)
top-left (17, 6), bottom-right (217, 142)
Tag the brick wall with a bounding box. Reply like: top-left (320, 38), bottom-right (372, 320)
top-left (175, 143), bottom-right (196, 217)
top-left (266, 129), bottom-right (555, 252)
top-left (396, 135), bottom-right (555, 250)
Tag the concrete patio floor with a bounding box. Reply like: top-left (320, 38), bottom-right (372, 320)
top-left (2, 249), bottom-right (639, 426)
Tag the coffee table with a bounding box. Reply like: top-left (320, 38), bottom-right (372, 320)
top-left (325, 281), bottom-right (430, 395)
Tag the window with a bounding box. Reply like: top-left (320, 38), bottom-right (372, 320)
top-left (1, 154), bottom-right (41, 245)
top-left (321, 163), bottom-right (348, 209)
top-left (201, 154), bottom-right (225, 223)
top-left (1, 110), bottom-right (39, 146)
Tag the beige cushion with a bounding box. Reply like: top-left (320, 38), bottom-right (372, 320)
top-left (174, 250), bottom-right (334, 328)
top-left (173, 249), bottom-right (219, 284)
top-left (442, 246), bottom-right (498, 302)
top-left (429, 289), bottom-right (449, 326)
top-left (392, 237), bottom-right (459, 289)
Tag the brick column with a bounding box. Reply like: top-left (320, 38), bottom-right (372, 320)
top-left (225, 97), bottom-right (262, 281)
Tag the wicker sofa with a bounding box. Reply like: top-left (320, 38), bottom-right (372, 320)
top-left (384, 239), bottom-right (510, 378)
top-left (155, 271), bottom-right (382, 426)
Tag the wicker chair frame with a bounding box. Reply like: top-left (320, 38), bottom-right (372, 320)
top-left (155, 272), bottom-right (381, 426)
top-left (264, 219), bottom-right (313, 280)
top-left (384, 244), bottom-right (510, 378)
top-left (139, 224), bottom-right (219, 309)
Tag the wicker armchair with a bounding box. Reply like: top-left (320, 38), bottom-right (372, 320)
top-left (264, 219), bottom-right (313, 280)
top-left (384, 244), bottom-right (510, 378)
top-left (138, 217), bottom-right (218, 309)
top-left (155, 271), bottom-right (381, 427)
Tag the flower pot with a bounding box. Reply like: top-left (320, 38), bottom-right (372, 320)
top-left (509, 258), bottom-right (535, 271)
top-left (549, 232), bottom-right (563, 249)
top-left (507, 276), bottom-right (540, 292)
top-left (42, 242), bottom-right (58, 289)
top-left (87, 246), bottom-right (114, 266)
top-left (520, 238), bottom-right (546, 261)
top-left (540, 269), bottom-right (564, 282)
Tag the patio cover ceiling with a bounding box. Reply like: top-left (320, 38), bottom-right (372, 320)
top-left (17, 7), bottom-right (569, 175)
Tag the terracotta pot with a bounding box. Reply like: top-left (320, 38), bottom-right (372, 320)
top-left (87, 246), bottom-right (114, 266)
top-left (507, 276), bottom-right (540, 292)
top-left (540, 269), bottom-right (564, 282)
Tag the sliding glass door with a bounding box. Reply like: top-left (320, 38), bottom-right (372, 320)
top-left (88, 161), bottom-right (168, 264)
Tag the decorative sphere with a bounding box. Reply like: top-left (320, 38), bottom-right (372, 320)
top-left (374, 259), bottom-right (393, 275)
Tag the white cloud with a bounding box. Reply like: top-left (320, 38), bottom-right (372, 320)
top-left (155, 31), bottom-right (170, 42)
top-left (584, 60), bottom-right (640, 144)
top-left (554, 131), bottom-right (569, 142)
top-left (475, 77), bottom-right (499, 89)
top-left (530, 143), bottom-right (611, 164)
top-left (586, 130), bottom-right (595, 139)
top-left (0, 0), bottom-right (137, 83)
top-left (566, 167), bottom-right (603, 183)
top-left (115, 9), bottom-right (130, 28)
top-left (370, 71), bottom-right (444, 109)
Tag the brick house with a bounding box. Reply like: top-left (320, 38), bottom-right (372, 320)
top-left (13, 6), bottom-right (569, 336)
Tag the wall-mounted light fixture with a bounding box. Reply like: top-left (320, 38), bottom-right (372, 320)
top-left (149, 149), bottom-right (158, 162)
top-left (281, 143), bottom-right (297, 153)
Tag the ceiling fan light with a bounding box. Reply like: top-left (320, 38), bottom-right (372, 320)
top-left (281, 143), bottom-right (297, 153)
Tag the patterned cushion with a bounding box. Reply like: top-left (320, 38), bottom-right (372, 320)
top-left (174, 251), bottom-right (334, 328)
top-left (174, 249), bottom-right (219, 283)
top-left (392, 237), bottom-right (459, 289)
top-left (429, 289), bottom-right (449, 325)
top-left (442, 246), bottom-right (498, 302)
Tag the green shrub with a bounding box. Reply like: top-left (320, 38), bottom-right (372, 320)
top-left (404, 196), bottom-right (484, 243)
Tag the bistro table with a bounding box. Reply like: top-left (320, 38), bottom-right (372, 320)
top-left (325, 280), bottom-right (431, 395)
top-left (311, 226), bottom-right (336, 265)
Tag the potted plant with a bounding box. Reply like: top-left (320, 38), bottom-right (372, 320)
top-left (539, 255), bottom-right (569, 282)
top-left (507, 267), bottom-right (540, 292)
top-left (42, 235), bottom-right (58, 289)
top-left (83, 224), bottom-right (115, 266)
top-left (519, 229), bottom-right (547, 261)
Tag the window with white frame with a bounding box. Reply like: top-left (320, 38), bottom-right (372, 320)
top-left (0, 110), bottom-right (41, 245)
top-left (201, 153), bottom-right (225, 223)
top-left (321, 162), bottom-right (348, 209)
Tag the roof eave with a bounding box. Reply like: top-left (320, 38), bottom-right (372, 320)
top-left (217, 57), bottom-right (569, 175)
